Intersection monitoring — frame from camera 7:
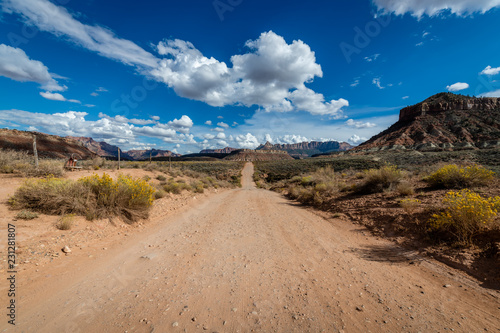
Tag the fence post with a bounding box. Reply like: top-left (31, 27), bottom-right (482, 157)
top-left (118, 148), bottom-right (121, 170)
top-left (33, 135), bottom-right (39, 169)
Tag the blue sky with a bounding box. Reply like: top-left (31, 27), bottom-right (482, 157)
top-left (1, 0), bottom-right (500, 154)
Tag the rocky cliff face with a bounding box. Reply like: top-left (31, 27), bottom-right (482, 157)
top-left (68, 137), bottom-right (120, 158)
top-left (0, 129), bottom-right (97, 159)
top-left (256, 141), bottom-right (352, 158)
top-left (223, 149), bottom-right (294, 161)
top-left (200, 147), bottom-right (239, 154)
top-left (399, 92), bottom-right (500, 121)
top-left (126, 149), bottom-right (180, 160)
top-left (356, 93), bottom-right (500, 152)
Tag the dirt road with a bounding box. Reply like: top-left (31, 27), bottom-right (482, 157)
top-left (2, 162), bottom-right (499, 332)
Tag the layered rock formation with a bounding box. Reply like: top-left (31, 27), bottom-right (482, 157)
top-left (356, 93), bottom-right (500, 152)
top-left (200, 147), bottom-right (239, 154)
top-left (223, 149), bottom-right (294, 161)
top-left (256, 141), bottom-right (352, 158)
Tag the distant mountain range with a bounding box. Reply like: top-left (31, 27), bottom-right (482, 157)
top-left (199, 141), bottom-right (352, 159)
top-left (355, 93), bottom-right (500, 152)
top-left (256, 140), bottom-right (353, 158)
top-left (69, 137), bottom-right (180, 160)
top-left (200, 147), bottom-right (239, 154)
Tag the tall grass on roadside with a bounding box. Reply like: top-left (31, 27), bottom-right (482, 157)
top-left (429, 189), bottom-right (500, 246)
top-left (287, 166), bottom-right (338, 206)
top-left (0, 149), bottom-right (64, 177)
top-left (356, 165), bottom-right (403, 194)
top-left (425, 164), bottom-right (494, 189)
top-left (9, 173), bottom-right (155, 222)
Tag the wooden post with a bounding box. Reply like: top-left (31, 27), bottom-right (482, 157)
top-left (169, 155), bottom-right (172, 172)
top-left (118, 148), bottom-right (121, 170)
top-left (149, 150), bottom-right (152, 164)
top-left (33, 135), bottom-right (39, 169)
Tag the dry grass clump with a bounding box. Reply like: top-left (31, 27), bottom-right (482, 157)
top-left (56, 214), bottom-right (75, 230)
top-left (10, 173), bottom-right (155, 222)
top-left (0, 149), bottom-right (64, 177)
top-left (15, 209), bottom-right (39, 220)
top-left (156, 174), bottom-right (167, 181)
top-left (396, 181), bottom-right (415, 196)
top-left (429, 189), bottom-right (500, 246)
top-left (356, 165), bottom-right (404, 194)
top-left (425, 164), bottom-right (494, 189)
top-left (287, 166), bottom-right (339, 206)
top-left (399, 198), bottom-right (421, 214)
top-left (163, 179), bottom-right (191, 194)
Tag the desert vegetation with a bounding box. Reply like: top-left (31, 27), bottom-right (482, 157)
top-left (6, 160), bottom-right (244, 224)
top-left (254, 158), bottom-right (500, 250)
top-left (0, 148), bottom-right (64, 177)
top-left (9, 173), bottom-right (155, 222)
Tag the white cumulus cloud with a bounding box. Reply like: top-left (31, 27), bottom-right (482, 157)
top-left (235, 133), bottom-right (260, 149)
top-left (446, 82), bottom-right (469, 92)
top-left (151, 31), bottom-right (348, 116)
top-left (372, 0), bottom-right (500, 17)
top-left (348, 135), bottom-right (368, 145)
top-left (0, 44), bottom-right (65, 91)
top-left (2, 1), bottom-right (348, 117)
top-left (480, 65), bottom-right (500, 76)
top-left (346, 119), bottom-right (377, 129)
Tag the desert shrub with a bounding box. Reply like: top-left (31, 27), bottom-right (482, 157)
top-left (163, 180), bottom-right (191, 194)
top-left (190, 180), bottom-right (205, 193)
top-left (23, 159), bottom-right (65, 177)
top-left (286, 166), bottom-right (338, 206)
top-left (396, 181), bottom-right (415, 196)
top-left (425, 164), bottom-right (494, 189)
top-left (15, 209), bottom-right (39, 220)
top-left (0, 149), bottom-right (30, 171)
top-left (56, 214), bottom-right (75, 230)
top-left (0, 149), bottom-right (64, 177)
top-left (79, 173), bottom-right (154, 214)
top-left (154, 189), bottom-right (166, 199)
top-left (399, 198), bottom-right (420, 214)
top-left (156, 175), bottom-right (167, 181)
top-left (11, 173), bottom-right (154, 222)
top-left (357, 165), bottom-right (403, 194)
top-left (10, 177), bottom-right (90, 215)
top-left (429, 189), bottom-right (500, 246)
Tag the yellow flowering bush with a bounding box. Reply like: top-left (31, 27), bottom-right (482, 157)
top-left (399, 198), bottom-right (421, 214)
top-left (79, 173), bottom-right (154, 214)
top-left (10, 173), bottom-right (154, 222)
top-left (425, 164), bottom-right (494, 189)
top-left (429, 189), bottom-right (500, 245)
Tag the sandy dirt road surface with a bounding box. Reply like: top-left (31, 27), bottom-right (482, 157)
top-left (1, 162), bottom-right (499, 332)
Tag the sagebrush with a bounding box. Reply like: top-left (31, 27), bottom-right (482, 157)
top-left (10, 173), bottom-right (155, 222)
